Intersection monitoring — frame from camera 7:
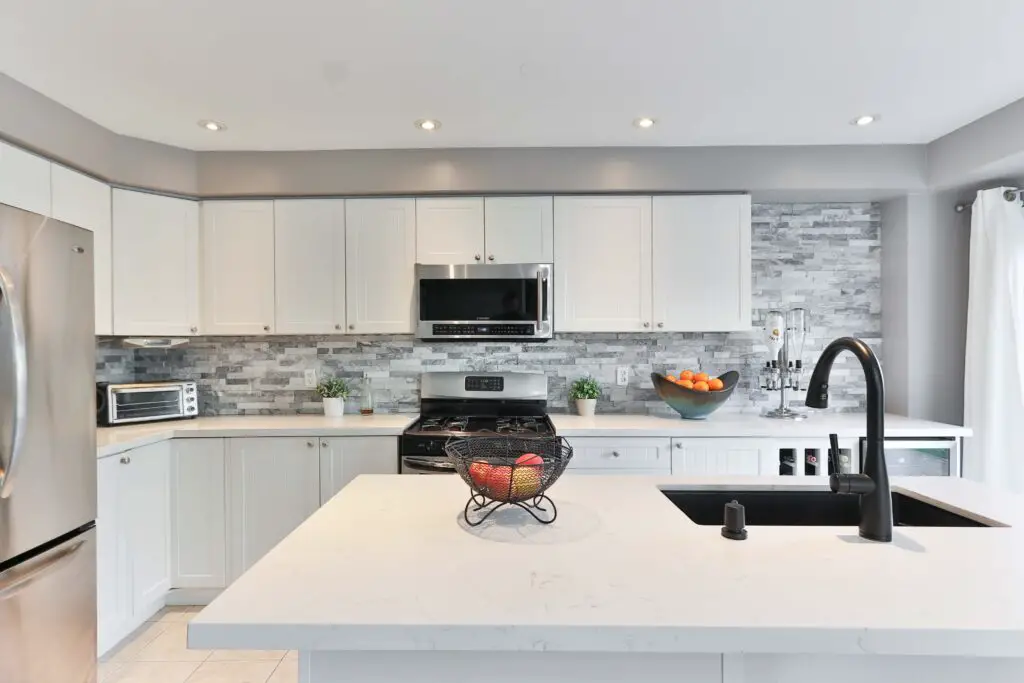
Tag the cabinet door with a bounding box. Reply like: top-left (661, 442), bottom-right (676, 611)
top-left (415, 197), bottom-right (484, 264)
top-left (0, 141), bottom-right (50, 216)
top-left (484, 197), bottom-right (553, 264)
top-left (274, 199), bottom-right (346, 334)
top-left (170, 439), bottom-right (226, 589)
top-left (565, 437), bottom-right (672, 473)
top-left (97, 456), bottom-right (129, 656)
top-left (554, 197), bottom-right (652, 332)
top-left (112, 190), bottom-right (200, 335)
top-left (671, 439), bottom-right (762, 475)
top-left (319, 437), bottom-right (398, 505)
top-left (51, 165), bottom-right (113, 335)
top-left (653, 195), bottom-right (751, 331)
top-left (121, 442), bottom-right (171, 617)
top-left (226, 438), bottom-right (320, 580)
top-left (345, 198), bottom-right (416, 334)
top-left (201, 201), bottom-right (276, 334)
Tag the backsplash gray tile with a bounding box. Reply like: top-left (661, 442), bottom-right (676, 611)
top-left (96, 202), bottom-right (881, 416)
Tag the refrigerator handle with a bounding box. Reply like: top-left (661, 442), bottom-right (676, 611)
top-left (0, 266), bottom-right (28, 499)
top-left (0, 536), bottom-right (87, 601)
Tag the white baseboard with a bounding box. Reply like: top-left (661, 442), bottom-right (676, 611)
top-left (165, 587), bottom-right (222, 605)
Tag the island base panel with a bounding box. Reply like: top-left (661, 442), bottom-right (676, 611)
top-left (302, 651), bottom-right (1024, 683)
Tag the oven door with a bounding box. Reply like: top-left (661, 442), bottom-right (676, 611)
top-left (400, 456), bottom-right (458, 475)
top-left (109, 384), bottom-right (186, 424)
top-left (416, 263), bottom-right (552, 340)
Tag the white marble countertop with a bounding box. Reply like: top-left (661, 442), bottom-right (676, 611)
top-left (189, 474), bottom-right (1023, 657)
top-left (97, 412), bottom-right (969, 458)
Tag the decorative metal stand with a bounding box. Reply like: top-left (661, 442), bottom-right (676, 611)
top-left (762, 308), bottom-right (809, 421)
top-left (463, 490), bottom-right (558, 527)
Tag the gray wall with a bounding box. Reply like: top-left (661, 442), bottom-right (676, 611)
top-left (97, 202), bottom-right (881, 416)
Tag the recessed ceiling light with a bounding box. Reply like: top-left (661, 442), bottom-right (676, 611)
top-left (415, 119), bottom-right (441, 131)
top-left (852, 114), bottom-right (879, 127)
top-left (198, 119), bottom-right (226, 132)
top-left (634, 117), bottom-right (656, 129)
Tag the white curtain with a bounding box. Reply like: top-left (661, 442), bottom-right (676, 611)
top-left (963, 187), bottom-right (1024, 493)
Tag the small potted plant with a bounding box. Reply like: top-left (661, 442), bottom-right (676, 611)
top-left (316, 376), bottom-right (351, 418)
top-left (569, 376), bottom-right (600, 417)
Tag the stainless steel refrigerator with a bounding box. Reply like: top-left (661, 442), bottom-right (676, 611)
top-left (0, 203), bottom-right (97, 683)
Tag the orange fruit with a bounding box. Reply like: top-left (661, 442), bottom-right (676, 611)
top-left (665, 374), bottom-right (677, 382)
top-left (692, 381), bottom-right (710, 392)
top-left (694, 372), bottom-right (709, 382)
top-left (680, 370), bottom-right (695, 381)
top-left (708, 377), bottom-right (725, 391)
top-left (678, 379), bottom-right (694, 389)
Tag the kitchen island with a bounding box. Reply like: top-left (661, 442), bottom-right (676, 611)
top-left (188, 474), bottom-right (1023, 683)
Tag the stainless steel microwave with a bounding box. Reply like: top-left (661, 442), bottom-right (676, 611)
top-left (415, 263), bottom-right (553, 340)
top-left (96, 381), bottom-right (199, 426)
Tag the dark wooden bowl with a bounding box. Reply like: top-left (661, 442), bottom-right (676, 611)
top-left (650, 370), bottom-right (740, 420)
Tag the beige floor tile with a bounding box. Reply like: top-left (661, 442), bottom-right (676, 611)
top-left (208, 649), bottom-right (287, 662)
top-left (267, 658), bottom-right (299, 683)
top-left (151, 606), bottom-right (199, 624)
top-left (134, 623), bottom-right (212, 662)
top-left (106, 661), bottom-right (200, 683)
top-left (108, 621), bottom-right (171, 663)
top-left (184, 660), bottom-right (278, 683)
top-left (97, 661), bottom-right (122, 683)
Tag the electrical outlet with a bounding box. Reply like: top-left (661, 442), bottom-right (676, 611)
top-left (616, 367), bottom-right (629, 386)
top-left (304, 369), bottom-right (317, 388)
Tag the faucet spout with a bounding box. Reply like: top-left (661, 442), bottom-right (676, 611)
top-left (805, 337), bottom-right (892, 542)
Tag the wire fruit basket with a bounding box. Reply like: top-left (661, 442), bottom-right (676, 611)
top-left (445, 436), bottom-right (573, 526)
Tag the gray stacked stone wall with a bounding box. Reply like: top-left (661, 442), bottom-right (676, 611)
top-left (96, 202), bottom-right (880, 416)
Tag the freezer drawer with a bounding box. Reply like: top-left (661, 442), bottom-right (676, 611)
top-left (0, 526), bottom-right (96, 683)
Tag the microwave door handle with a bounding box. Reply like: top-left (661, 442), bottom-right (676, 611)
top-left (0, 266), bottom-right (28, 499)
top-left (537, 270), bottom-right (544, 326)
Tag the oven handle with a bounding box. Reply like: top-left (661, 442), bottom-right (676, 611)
top-left (402, 457), bottom-right (457, 474)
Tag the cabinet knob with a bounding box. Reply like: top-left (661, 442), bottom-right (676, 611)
top-left (488, 255), bottom-right (495, 262)
top-left (321, 441), bottom-right (328, 448)
top-left (474, 254), bottom-right (482, 261)
top-left (675, 442), bottom-right (682, 449)
top-left (611, 451), bottom-right (620, 458)
top-left (307, 441), bottom-right (315, 448)
top-left (643, 322), bottom-right (650, 328)
top-left (657, 322), bottom-right (664, 329)
top-left (335, 324), bottom-right (342, 330)
top-left (263, 325), bottom-right (271, 332)
top-left (349, 324), bottom-right (355, 330)
top-left (119, 456), bottom-right (131, 464)
top-left (190, 326), bottom-right (198, 334)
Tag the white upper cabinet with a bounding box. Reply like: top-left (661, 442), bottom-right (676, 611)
top-left (112, 189), bottom-right (200, 336)
top-left (345, 198), bottom-right (416, 334)
top-left (653, 195), bottom-right (752, 331)
top-left (50, 165), bottom-right (113, 335)
top-left (274, 199), bottom-right (346, 334)
top-left (554, 196), bottom-right (652, 332)
top-left (0, 141), bottom-right (51, 216)
top-left (201, 201), bottom-right (276, 335)
top-left (484, 197), bottom-right (554, 264)
top-left (415, 197), bottom-right (485, 264)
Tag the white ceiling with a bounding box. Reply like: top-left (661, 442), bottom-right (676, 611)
top-left (1, 0), bottom-right (1023, 152)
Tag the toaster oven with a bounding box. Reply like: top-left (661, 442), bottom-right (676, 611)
top-left (96, 381), bottom-right (199, 426)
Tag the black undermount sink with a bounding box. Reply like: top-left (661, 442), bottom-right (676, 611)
top-left (661, 489), bottom-right (996, 528)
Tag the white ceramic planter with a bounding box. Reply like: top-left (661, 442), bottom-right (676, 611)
top-left (575, 398), bottom-right (597, 417)
top-left (322, 397), bottom-right (345, 418)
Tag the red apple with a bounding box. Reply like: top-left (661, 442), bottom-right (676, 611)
top-left (468, 461), bottom-right (492, 490)
top-left (485, 465), bottom-right (514, 500)
top-left (516, 453), bottom-right (543, 466)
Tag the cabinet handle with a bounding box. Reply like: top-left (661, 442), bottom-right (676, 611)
top-left (190, 326), bottom-right (198, 334)
top-left (657, 322), bottom-right (664, 329)
top-left (263, 325), bottom-right (271, 332)
top-left (348, 324), bottom-right (355, 330)
top-left (643, 322), bottom-right (650, 328)
top-left (307, 441), bottom-right (315, 448)
top-left (321, 441), bottom-right (328, 448)
top-left (474, 254), bottom-right (481, 261)
top-left (488, 255), bottom-right (495, 262)
top-left (611, 451), bottom-right (620, 458)
top-left (675, 442), bottom-right (682, 449)
top-left (335, 324), bottom-right (342, 330)
top-left (119, 456), bottom-right (130, 464)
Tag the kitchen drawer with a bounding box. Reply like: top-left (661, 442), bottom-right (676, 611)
top-left (565, 437), bottom-right (672, 472)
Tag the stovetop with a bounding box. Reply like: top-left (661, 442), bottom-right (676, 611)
top-left (407, 414), bottom-right (554, 437)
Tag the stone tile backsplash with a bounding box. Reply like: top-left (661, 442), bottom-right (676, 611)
top-left (97, 202), bottom-right (881, 416)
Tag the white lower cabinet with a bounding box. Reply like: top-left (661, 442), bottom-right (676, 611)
top-left (97, 441), bottom-right (171, 656)
top-left (319, 436), bottom-right (399, 504)
top-left (226, 438), bottom-right (321, 581)
top-left (671, 438), bottom-right (767, 476)
top-left (565, 437), bottom-right (672, 474)
top-left (170, 439), bottom-right (227, 589)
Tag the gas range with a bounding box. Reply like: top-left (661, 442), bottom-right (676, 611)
top-left (400, 372), bottom-right (554, 474)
